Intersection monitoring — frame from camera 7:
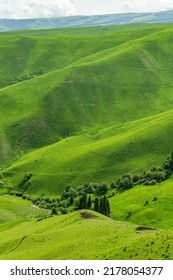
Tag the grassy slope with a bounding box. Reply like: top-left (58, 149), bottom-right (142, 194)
top-left (1, 23), bottom-right (173, 261)
top-left (1, 24), bottom-right (173, 192)
top-left (0, 209), bottom-right (172, 260)
top-left (110, 178), bottom-right (173, 229)
top-left (0, 196), bottom-right (50, 231)
top-left (0, 24), bottom-right (166, 89)
top-left (4, 109), bottom-right (173, 195)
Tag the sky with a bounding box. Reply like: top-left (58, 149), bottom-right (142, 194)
top-left (0, 0), bottom-right (173, 19)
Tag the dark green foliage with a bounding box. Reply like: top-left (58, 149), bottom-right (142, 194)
top-left (144, 200), bottom-right (149, 206)
top-left (61, 208), bottom-right (68, 215)
top-left (18, 174), bottom-right (32, 191)
top-left (95, 182), bottom-right (108, 195)
top-left (51, 207), bottom-right (57, 215)
top-left (110, 182), bottom-right (116, 189)
top-left (169, 151), bottom-right (173, 171)
top-left (94, 195), bottom-right (110, 216)
top-left (78, 193), bottom-right (88, 210)
top-left (94, 197), bottom-right (99, 212)
top-left (87, 195), bottom-right (92, 209)
top-left (83, 182), bottom-right (95, 193)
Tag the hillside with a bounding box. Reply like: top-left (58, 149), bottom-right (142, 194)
top-left (1, 9), bottom-right (173, 31)
top-left (1, 22), bottom-right (173, 260)
top-left (0, 208), bottom-right (172, 260)
top-left (1, 24), bottom-right (173, 194)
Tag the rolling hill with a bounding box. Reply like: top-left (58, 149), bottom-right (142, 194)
top-left (0, 206), bottom-right (172, 260)
top-left (1, 23), bottom-right (173, 194)
top-left (1, 22), bottom-right (173, 260)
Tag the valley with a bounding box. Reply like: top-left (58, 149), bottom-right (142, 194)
top-left (1, 22), bottom-right (173, 259)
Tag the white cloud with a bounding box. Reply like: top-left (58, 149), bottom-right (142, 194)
top-left (0, 0), bottom-right (76, 19)
top-left (0, 0), bottom-right (173, 19)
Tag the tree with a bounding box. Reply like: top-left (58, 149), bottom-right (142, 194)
top-left (169, 150), bottom-right (173, 171)
top-left (96, 182), bottom-right (108, 195)
top-left (87, 195), bottom-right (92, 209)
top-left (94, 197), bottom-right (99, 212)
top-left (106, 199), bottom-right (110, 216)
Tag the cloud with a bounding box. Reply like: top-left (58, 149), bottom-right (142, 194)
top-left (1, 0), bottom-right (173, 19)
top-left (0, 0), bottom-right (76, 19)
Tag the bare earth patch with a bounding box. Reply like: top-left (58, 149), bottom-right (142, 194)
top-left (136, 226), bottom-right (156, 231)
top-left (80, 212), bottom-right (96, 219)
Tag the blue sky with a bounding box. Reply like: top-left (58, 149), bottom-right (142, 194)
top-left (0, 0), bottom-right (173, 19)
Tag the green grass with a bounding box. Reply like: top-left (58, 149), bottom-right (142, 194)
top-left (110, 177), bottom-right (173, 229)
top-left (1, 23), bottom-right (173, 176)
top-left (1, 22), bottom-right (173, 260)
top-left (3, 109), bottom-right (173, 195)
top-left (0, 196), bottom-right (50, 231)
top-left (0, 209), bottom-right (172, 260)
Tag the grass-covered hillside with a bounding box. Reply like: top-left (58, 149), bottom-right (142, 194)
top-left (1, 23), bottom-right (173, 194)
top-left (1, 22), bottom-right (173, 260)
top-left (0, 208), bottom-right (173, 260)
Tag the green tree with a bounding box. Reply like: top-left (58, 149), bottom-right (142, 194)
top-left (94, 197), bottom-right (99, 212)
top-left (169, 151), bottom-right (173, 171)
top-left (87, 195), bottom-right (92, 209)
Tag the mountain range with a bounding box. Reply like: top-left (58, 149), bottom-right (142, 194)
top-left (1, 9), bottom-right (173, 31)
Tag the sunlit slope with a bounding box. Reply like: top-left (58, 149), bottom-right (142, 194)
top-left (110, 177), bottom-right (173, 229)
top-left (0, 24), bottom-right (166, 89)
top-left (0, 196), bottom-right (49, 232)
top-left (4, 109), bottom-right (173, 195)
top-left (0, 209), bottom-right (172, 260)
top-left (1, 24), bottom-right (173, 187)
top-left (1, 25), bottom-right (173, 154)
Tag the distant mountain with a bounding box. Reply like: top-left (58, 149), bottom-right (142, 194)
top-left (1, 9), bottom-right (173, 31)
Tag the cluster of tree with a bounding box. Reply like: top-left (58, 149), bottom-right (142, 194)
top-left (76, 193), bottom-right (110, 216)
top-left (77, 193), bottom-right (92, 209)
top-left (94, 195), bottom-right (110, 216)
top-left (8, 151), bottom-right (173, 217)
top-left (111, 152), bottom-right (173, 191)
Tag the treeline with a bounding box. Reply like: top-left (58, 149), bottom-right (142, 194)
top-left (77, 193), bottom-right (110, 216)
top-left (8, 152), bottom-right (173, 217)
top-left (111, 152), bottom-right (173, 191)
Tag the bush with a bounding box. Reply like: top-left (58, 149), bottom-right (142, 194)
top-left (132, 174), bottom-right (140, 183)
top-left (144, 180), bottom-right (150, 186)
top-left (110, 182), bottom-right (116, 189)
top-left (61, 208), bottom-right (68, 215)
top-left (95, 182), bottom-right (108, 195)
top-left (150, 180), bottom-right (156, 185)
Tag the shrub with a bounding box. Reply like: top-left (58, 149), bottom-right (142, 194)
top-left (132, 174), bottom-right (140, 183)
top-left (61, 208), bottom-right (68, 215)
top-left (95, 182), bottom-right (108, 195)
top-left (150, 180), bottom-right (156, 185)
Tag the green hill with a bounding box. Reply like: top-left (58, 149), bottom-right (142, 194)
top-left (1, 23), bottom-right (173, 260)
top-left (3, 109), bottom-right (173, 195)
top-left (1, 24), bottom-right (173, 194)
top-left (0, 207), bottom-right (172, 260)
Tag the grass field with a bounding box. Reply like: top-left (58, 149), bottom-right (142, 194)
top-left (1, 22), bottom-right (173, 260)
top-left (1, 23), bottom-right (173, 194)
top-left (0, 208), bottom-right (172, 260)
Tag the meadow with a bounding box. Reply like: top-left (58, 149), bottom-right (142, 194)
top-left (0, 22), bottom-right (173, 259)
